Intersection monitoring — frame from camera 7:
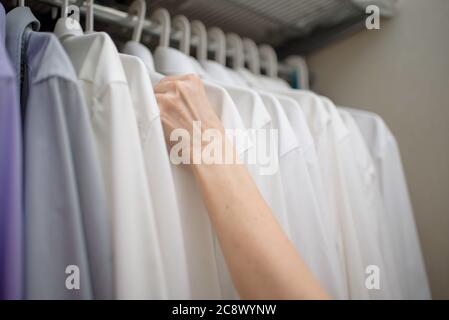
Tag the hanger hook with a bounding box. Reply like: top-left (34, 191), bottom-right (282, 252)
top-left (259, 44), bottom-right (278, 78)
top-left (59, 0), bottom-right (68, 17)
top-left (150, 8), bottom-right (171, 47)
top-left (85, 0), bottom-right (94, 32)
top-left (207, 27), bottom-right (226, 65)
top-left (172, 15), bottom-right (190, 55)
top-left (18, 0), bottom-right (25, 6)
top-left (242, 38), bottom-right (260, 74)
top-left (191, 20), bottom-right (207, 61)
top-left (128, 0), bottom-right (146, 42)
top-left (226, 33), bottom-right (244, 70)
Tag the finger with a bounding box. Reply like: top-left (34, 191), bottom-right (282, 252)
top-left (154, 81), bottom-right (177, 94)
top-left (159, 74), bottom-right (199, 83)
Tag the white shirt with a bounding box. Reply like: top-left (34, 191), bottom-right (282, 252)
top-left (119, 54), bottom-right (192, 299)
top-left (153, 46), bottom-right (252, 299)
top-left (122, 41), bottom-right (155, 72)
top-left (201, 60), bottom-right (291, 235)
top-left (345, 108), bottom-right (431, 299)
top-left (269, 89), bottom-right (370, 299)
top-left (62, 32), bottom-right (167, 299)
top-left (337, 107), bottom-right (403, 299)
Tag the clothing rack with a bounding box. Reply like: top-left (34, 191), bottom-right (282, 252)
top-left (36, 0), bottom-right (296, 77)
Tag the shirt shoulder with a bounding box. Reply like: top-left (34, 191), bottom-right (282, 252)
top-left (343, 107), bottom-right (394, 159)
top-left (221, 84), bottom-right (271, 130)
top-left (319, 95), bottom-right (350, 142)
top-left (272, 93), bottom-right (315, 152)
top-left (62, 32), bottom-right (128, 89)
top-left (27, 32), bottom-right (78, 85)
top-left (257, 91), bottom-right (299, 157)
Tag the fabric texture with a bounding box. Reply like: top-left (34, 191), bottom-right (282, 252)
top-left (0, 3), bottom-right (23, 300)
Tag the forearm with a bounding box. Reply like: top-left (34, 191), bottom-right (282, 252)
top-left (192, 161), bottom-right (330, 300)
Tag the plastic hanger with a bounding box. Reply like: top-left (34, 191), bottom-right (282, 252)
top-left (191, 20), bottom-right (207, 61)
top-left (226, 33), bottom-right (244, 70)
top-left (207, 27), bottom-right (226, 65)
top-left (85, 0), bottom-right (94, 33)
top-left (54, 0), bottom-right (83, 39)
top-left (259, 44), bottom-right (278, 78)
top-left (242, 38), bottom-right (260, 74)
top-left (150, 8), bottom-right (170, 47)
top-left (128, 0), bottom-right (146, 42)
top-left (172, 15), bottom-right (190, 55)
top-left (122, 0), bottom-right (155, 72)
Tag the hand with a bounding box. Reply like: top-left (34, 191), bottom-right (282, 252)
top-left (154, 74), bottom-right (226, 164)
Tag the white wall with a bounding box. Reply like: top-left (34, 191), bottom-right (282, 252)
top-left (307, 0), bottom-right (449, 299)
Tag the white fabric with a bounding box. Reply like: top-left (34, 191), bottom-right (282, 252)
top-left (119, 54), bottom-right (192, 299)
top-left (122, 41), bottom-right (155, 72)
top-left (203, 62), bottom-right (348, 298)
top-left (268, 89), bottom-right (369, 299)
top-left (337, 107), bottom-right (403, 299)
top-left (153, 46), bottom-right (253, 299)
top-left (61, 32), bottom-right (167, 299)
top-left (237, 69), bottom-right (290, 91)
top-left (200, 61), bottom-right (290, 234)
top-left (345, 108), bottom-right (431, 299)
top-left (272, 93), bottom-right (349, 299)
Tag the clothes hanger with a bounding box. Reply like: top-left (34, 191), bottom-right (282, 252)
top-left (85, 0), bottom-right (94, 33)
top-left (128, 0), bottom-right (146, 42)
top-left (226, 33), bottom-right (244, 70)
top-left (54, 0), bottom-right (83, 39)
top-left (18, 0), bottom-right (25, 6)
top-left (207, 27), bottom-right (226, 65)
top-left (150, 8), bottom-right (170, 48)
top-left (259, 44), bottom-right (278, 78)
top-left (191, 20), bottom-right (207, 61)
top-left (242, 37), bottom-right (260, 74)
top-left (172, 15), bottom-right (190, 55)
top-left (122, 0), bottom-right (155, 72)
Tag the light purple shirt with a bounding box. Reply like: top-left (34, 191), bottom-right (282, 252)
top-left (0, 3), bottom-right (23, 300)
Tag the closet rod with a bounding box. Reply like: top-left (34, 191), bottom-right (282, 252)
top-left (38, 0), bottom-right (292, 75)
top-left (40, 0), bottom-right (214, 47)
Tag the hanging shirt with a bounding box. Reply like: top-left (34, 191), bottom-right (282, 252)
top-left (271, 93), bottom-right (349, 299)
top-left (61, 31), bottom-right (166, 299)
top-left (337, 107), bottom-right (403, 299)
top-left (202, 61), bottom-right (347, 299)
top-left (5, 7), bottom-right (112, 299)
top-left (119, 53), bottom-right (192, 299)
top-left (0, 3), bottom-right (22, 300)
top-left (224, 67), bottom-right (349, 298)
top-left (152, 46), bottom-right (252, 299)
top-left (270, 89), bottom-right (370, 299)
top-left (346, 107), bottom-right (431, 299)
top-left (200, 60), bottom-right (290, 236)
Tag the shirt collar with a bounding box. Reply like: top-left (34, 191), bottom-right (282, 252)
top-left (5, 7), bottom-right (40, 95)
